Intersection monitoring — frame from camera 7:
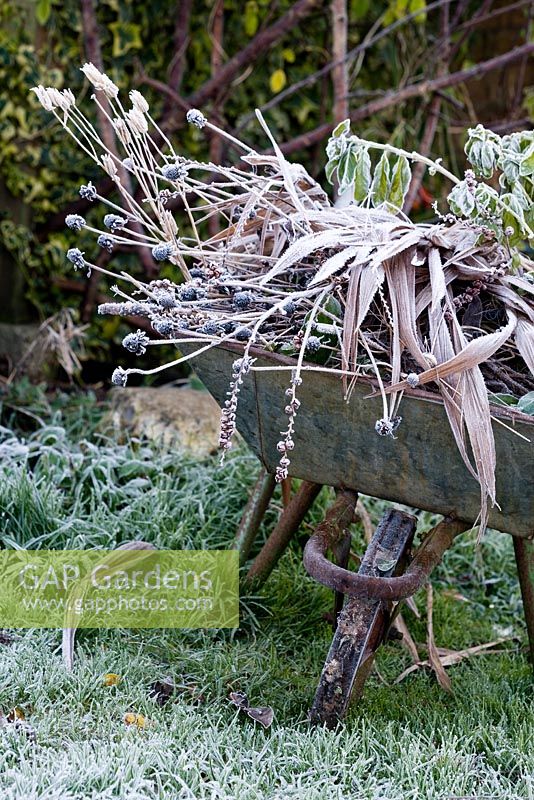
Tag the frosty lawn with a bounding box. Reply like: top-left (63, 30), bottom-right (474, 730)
top-left (0, 387), bottom-right (532, 800)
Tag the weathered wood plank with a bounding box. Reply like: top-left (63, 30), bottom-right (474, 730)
top-left (309, 509), bottom-right (416, 728)
top-left (193, 344), bottom-right (534, 538)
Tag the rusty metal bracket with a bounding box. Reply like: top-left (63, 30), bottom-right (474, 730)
top-left (304, 514), bottom-right (469, 601)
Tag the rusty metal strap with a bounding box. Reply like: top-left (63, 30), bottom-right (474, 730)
top-left (304, 510), bottom-right (469, 601)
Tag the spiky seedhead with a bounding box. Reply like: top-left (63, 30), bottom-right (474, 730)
top-left (153, 290), bottom-right (177, 308)
top-left (186, 108), bottom-right (207, 129)
top-left (104, 214), bottom-right (127, 232)
top-left (161, 163), bottom-right (188, 181)
top-left (305, 336), bottom-right (322, 354)
top-left (233, 291), bottom-right (255, 310)
top-left (122, 330), bottom-right (150, 356)
top-left (235, 327), bottom-right (252, 341)
top-left (65, 214), bottom-right (85, 231)
top-left (79, 182), bottom-right (97, 201)
top-left (151, 242), bottom-right (174, 261)
top-left (97, 234), bottom-right (114, 253)
top-left (111, 367), bottom-right (128, 387)
top-left (178, 285), bottom-right (198, 302)
top-left (66, 248), bottom-right (85, 270)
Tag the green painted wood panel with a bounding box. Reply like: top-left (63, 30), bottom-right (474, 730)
top-left (193, 344), bottom-right (534, 538)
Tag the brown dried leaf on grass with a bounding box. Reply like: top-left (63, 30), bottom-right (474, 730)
top-left (393, 611), bottom-right (421, 664)
top-left (229, 691), bottom-right (274, 729)
top-left (393, 584), bottom-right (514, 686)
top-left (426, 583), bottom-right (452, 692)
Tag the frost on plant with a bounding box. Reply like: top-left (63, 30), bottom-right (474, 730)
top-left (33, 65), bottom-right (534, 533)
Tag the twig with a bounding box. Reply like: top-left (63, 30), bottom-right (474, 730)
top-left (331, 0), bottom-right (348, 126)
top-left (208, 0), bottom-right (225, 237)
top-left (167, 0), bottom-right (194, 95)
top-left (403, 1), bottom-right (450, 214)
top-left (279, 43), bottom-right (534, 155)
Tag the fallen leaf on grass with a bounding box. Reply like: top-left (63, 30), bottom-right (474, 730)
top-left (124, 712), bottom-right (150, 729)
top-left (0, 711), bottom-right (36, 741)
top-left (103, 673), bottom-right (121, 687)
top-left (148, 677), bottom-right (175, 707)
top-left (442, 589), bottom-right (471, 603)
top-left (7, 707), bottom-right (25, 722)
top-left (229, 691), bottom-right (274, 729)
top-left (426, 584), bottom-right (452, 692)
top-left (393, 614), bottom-right (420, 664)
top-left (394, 637), bottom-right (514, 684)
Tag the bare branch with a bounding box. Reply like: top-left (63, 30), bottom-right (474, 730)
top-left (237, 0), bottom-right (533, 132)
top-left (279, 43), bottom-right (534, 156)
top-left (331, 0), bottom-right (348, 124)
top-left (167, 0), bottom-right (194, 93)
top-left (187, 0), bottom-right (322, 110)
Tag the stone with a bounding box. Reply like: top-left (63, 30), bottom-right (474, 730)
top-left (102, 386), bottom-right (222, 457)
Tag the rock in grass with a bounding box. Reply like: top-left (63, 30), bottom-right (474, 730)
top-left (100, 387), bottom-right (222, 457)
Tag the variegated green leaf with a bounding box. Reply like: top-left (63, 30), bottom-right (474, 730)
top-left (370, 153), bottom-right (390, 207)
top-left (448, 181), bottom-right (476, 218)
top-left (387, 155), bottom-right (411, 210)
top-left (353, 147), bottom-right (371, 202)
top-left (332, 119), bottom-right (351, 138)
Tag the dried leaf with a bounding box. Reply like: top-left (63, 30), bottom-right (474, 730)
top-left (7, 707), bottom-right (25, 722)
top-left (103, 673), bottom-right (121, 687)
top-left (149, 677), bottom-right (176, 706)
top-left (426, 584), bottom-right (452, 692)
top-left (124, 712), bottom-right (148, 729)
top-left (394, 637), bottom-right (513, 684)
top-left (229, 691), bottom-right (274, 728)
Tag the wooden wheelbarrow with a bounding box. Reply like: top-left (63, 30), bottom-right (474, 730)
top-left (192, 341), bottom-right (534, 728)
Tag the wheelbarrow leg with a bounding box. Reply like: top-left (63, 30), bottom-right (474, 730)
top-left (232, 469), bottom-right (276, 566)
top-left (308, 509), bottom-right (416, 728)
top-left (513, 536), bottom-right (534, 667)
top-left (244, 481), bottom-right (322, 589)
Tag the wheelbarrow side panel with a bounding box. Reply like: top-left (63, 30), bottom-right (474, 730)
top-left (193, 345), bottom-right (534, 539)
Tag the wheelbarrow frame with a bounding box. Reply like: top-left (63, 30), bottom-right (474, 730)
top-left (188, 341), bottom-right (534, 725)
